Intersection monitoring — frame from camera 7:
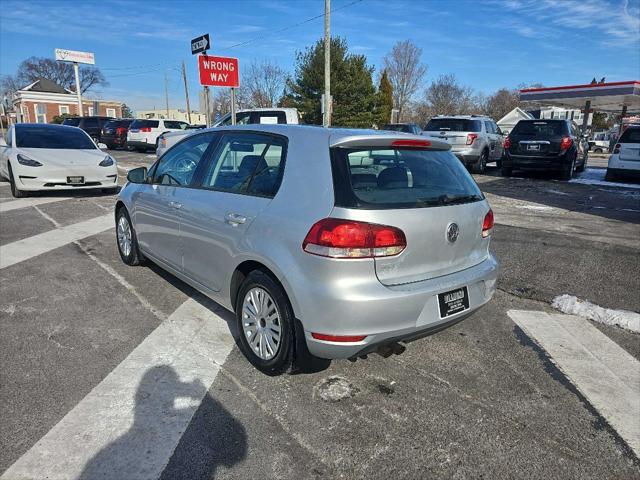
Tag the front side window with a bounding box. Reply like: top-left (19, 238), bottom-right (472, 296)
top-left (201, 132), bottom-right (286, 197)
top-left (16, 126), bottom-right (96, 149)
top-left (332, 147), bottom-right (483, 209)
top-left (152, 132), bottom-right (216, 186)
top-left (6, 126), bottom-right (13, 147)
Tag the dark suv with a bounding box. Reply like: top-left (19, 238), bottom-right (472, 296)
top-left (62, 116), bottom-right (113, 143)
top-left (502, 119), bottom-right (588, 180)
top-left (382, 123), bottom-right (422, 135)
top-left (101, 119), bottom-right (134, 150)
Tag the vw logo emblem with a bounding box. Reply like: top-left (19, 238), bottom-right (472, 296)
top-left (446, 223), bottom-right (459, 243)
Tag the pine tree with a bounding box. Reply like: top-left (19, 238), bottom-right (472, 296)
top-left (285, 37), bottom-right (377, 128)
top-left (377, 70), bottom-right (393, 125)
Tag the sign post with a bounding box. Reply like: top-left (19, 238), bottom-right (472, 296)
top-left (197, 54), bottom-right (240, 126)
top-left (55, 49), bottom-right (95, 116)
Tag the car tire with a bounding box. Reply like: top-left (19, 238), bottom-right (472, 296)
top-left (116, 207), bottom-right (144, 266)
top-left (236, 270), bottom-right (295, 375)
top-left (604, 170), bottom-right (617, 182)
top-left (501, 165), bottom-right (513, 177)
top-left (560, 157), bottom-right (575, 181)
top-left (472, 150), bottom-right (488, 174)
top-left (496, 157), bottom-right (502, 169)
top-left (8, 164), bottom-right (27, 198)
top-left (576, 153), bottom-right (587, 173)
top-left (594, 148), bottom-right (603, 153)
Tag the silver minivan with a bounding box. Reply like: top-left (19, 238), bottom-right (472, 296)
top-left (116, 125), bottom-right (498, 374)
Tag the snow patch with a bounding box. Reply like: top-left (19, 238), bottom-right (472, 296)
top-left (570, 168), bottom-right (640, 190)
top-left (552, 294), bottom-right (640, 333)
top-left (516, 204), bottom-right (554, 211)
top-left (544, 188), bottom-right (570, 196)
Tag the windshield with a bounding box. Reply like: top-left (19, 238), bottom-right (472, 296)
top-left (511, 121), bottom-right (566, 137)
top-left (130, 120), bottom-right (159, 129)
top-left (383, 124), bottom-right (413, 133)
top-left (16, 126), bottom-right (96, 149)
top-left (62, 118), bottom-right (81, 126)
top-left (331, 147), bottom-right (483, 209)
top-left (424, 119), bottom-right (481, 132)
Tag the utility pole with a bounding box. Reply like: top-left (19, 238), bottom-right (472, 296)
top-left (323, 0), bottom-right (331, 127)
top-left (73, 62), bottom-right (83, 115)
top-left (181, 61), bottom-right (192, 124)
top-left (164, 72), bottom-right (170, 118)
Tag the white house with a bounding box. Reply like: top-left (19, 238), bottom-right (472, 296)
top-left (497, 107), bottom-right (534, 134)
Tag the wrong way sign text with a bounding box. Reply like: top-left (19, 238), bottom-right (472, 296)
top-left (198, 55), bottom-right (239, 88)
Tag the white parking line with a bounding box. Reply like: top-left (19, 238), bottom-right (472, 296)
top-left (0, 196), bottom-right (71, 214)
top-left (509, 310), bottom-right (640, 456)
top-left (1, 298), bottom-right (235, 480)
top-left (0, 214), bottom-right (113, 269)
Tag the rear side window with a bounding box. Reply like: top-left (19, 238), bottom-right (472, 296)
top-left (164, 121), bottom-right (188, 130)
top-left (424, 119), bottom-right (481, 132)
top-left (201, 132), bottom-right (287, 197)
top-left (619, 127), bottom-right (640, 143)
top-left (131, 120), bottom-right (159, 129)
top-left (511, 121), bottom-right (566, 137)
top-left (331, 147), bottom-right (483, 209)
top-left (252, 112), bottom-right (286, 124)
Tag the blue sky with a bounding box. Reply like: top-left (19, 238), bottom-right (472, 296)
top-left (1, 0), bottom-right (638, 113)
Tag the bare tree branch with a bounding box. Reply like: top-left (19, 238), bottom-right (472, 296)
top-left (243, 60), bottom-right (287, 108)
top-left (382, 40), bottom-right (427, 121)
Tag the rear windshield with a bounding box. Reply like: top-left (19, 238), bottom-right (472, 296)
top-left (164, 121), bottom-right (188, 129)
top-left (130, 120), bottom-right (159, 129)
top-left (511, 121), bottom-right (566, 137)
top-left (62, 118), bottom-right (81, 126)
top-left (331, 148), bottom-right (483, 209)
top-left (16, 126), bottom-right (96, 149)
top-left (619, 127), bottom-right (640, 143)
top-left (104, 120), bottom-right (131, 128)
top-left (424, 119), bottom-right (481, 132)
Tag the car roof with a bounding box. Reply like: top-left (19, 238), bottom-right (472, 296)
top-left (15, 123), bottom-right (86, 132)
top-left (431, 115), bottom-right (491, 120)
top-left (196, 124), bottom-right (450, 150)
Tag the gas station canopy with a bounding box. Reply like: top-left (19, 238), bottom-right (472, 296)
top-left (519, 81), bottom-right (640, 113)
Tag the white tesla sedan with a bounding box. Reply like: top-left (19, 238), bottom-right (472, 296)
top-left (0, 123), bottom-right (118, 198)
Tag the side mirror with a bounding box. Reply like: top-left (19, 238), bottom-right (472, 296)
top-left (127, 167), bottom-right (148, 184)
top-left (0, 137), bottom-right (6, 147)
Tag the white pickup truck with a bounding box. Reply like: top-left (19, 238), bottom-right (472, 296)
top-left (156, 108), bottom-right (300, 158)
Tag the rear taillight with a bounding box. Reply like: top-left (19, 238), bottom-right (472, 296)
top-left (466, 133), bottom-right (479, 145)
top-left (503, 136), bottom-right (511, 149)
top-left (482, 209), bottom-right (494, 238)
top-left (560, 136), bottom-right (573, 151)
top-left (613, 143), bottom-right (621, 154)
top-left (139, 127), bottom-right (152, 132)
top-left (303, 218), bottom-right (406, 258)
top-left (116, 127), bottom-right (127, 135)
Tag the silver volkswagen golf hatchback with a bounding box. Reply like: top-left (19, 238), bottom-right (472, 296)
top-left (116, 125), bottom-right (498, 374)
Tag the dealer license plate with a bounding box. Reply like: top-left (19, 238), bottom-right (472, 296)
top-left (438, 286), bottom-right (469, 318)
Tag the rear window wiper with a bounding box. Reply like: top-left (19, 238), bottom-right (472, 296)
top-left (437, 194), bottom-right (483, 205)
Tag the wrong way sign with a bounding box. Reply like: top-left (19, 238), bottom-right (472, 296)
top-left (198, 55), bottom-right (239, 88)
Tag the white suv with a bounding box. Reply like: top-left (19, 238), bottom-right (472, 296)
top-left (422, 115), bottom-right (504, 173)
top-left (606, 125), bottom-right (640, 181)
top-left (127, 119), bottom-right (189, 152)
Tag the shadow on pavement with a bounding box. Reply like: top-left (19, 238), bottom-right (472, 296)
top-left (79, 365), bottom-right (247, 480)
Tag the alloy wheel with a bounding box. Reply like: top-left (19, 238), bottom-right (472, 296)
top-left (242, 287), bottom-right (282, 361)
top-left (117, 215), bottom-right (132, 258)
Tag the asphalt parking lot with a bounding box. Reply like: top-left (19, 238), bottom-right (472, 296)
top-left (1, 150), bottom-right (639, 479)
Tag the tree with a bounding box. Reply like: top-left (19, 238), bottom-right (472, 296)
top-left (2, 57), bottom-right (108, 95)
top-left (481, 88), bottom-right (521, 121)
top-left (382, 40), bottom-right (427, 121)
top-left (243, 60), bottom-right (287, 108)
top-left (50, 113), bottom-right (78, 124)
top-left (121, 104), bottom-right (134, 118)
top-left (286, 37), bottom-right (377, 127)
top-left (420, 74), bottom-right (475, 117)
top-left (377, 70), bottom-right (393, 125)
top-left (591, 112), bottom-right (613, 130)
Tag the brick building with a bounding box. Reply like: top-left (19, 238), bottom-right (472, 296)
top-left (12, 78), bottom-right (123, 123)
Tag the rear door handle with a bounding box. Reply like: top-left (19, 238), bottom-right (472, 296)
top-left (225, 213), bottom-right (247, 225)
top-left (169, 201), bottom-right (182, 209)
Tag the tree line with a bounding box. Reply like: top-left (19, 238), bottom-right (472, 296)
top-left (1, 39), bottom-right (531, 127)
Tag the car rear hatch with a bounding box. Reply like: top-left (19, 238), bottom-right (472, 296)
top-left (423, 118), bottom-right (482, 148)
top-left (617, 128), bottom-right (640, 162)
top-left (509, 121), bottom-right (565, 156)
top-left (329, 135), bottom-right (491, 286)
top-left (128, 120), bottom-right (158, 141)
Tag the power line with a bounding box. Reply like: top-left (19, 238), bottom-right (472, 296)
top-left (219, 0), bottom-right (365, 51)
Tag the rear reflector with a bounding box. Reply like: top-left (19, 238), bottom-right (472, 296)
top-left (391, 139), bottom-right (431, 148)
top-left (482, 209), bottom-right (494, 238)
top-left (311, 333), bottom-right (367, 342)
top-left (303, 218), bottom-right (406, 258)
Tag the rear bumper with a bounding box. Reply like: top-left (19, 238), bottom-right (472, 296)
top-left (127, 140), bottom-right (154, 149)
top-left (503, 153), bottom-right (568, 170)
top-left (102, 135), bottom-right (126, 146)
top-left (452, 148), bottom-right (480, 164)
top-left (303, 255), bottom-right (499, 359)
